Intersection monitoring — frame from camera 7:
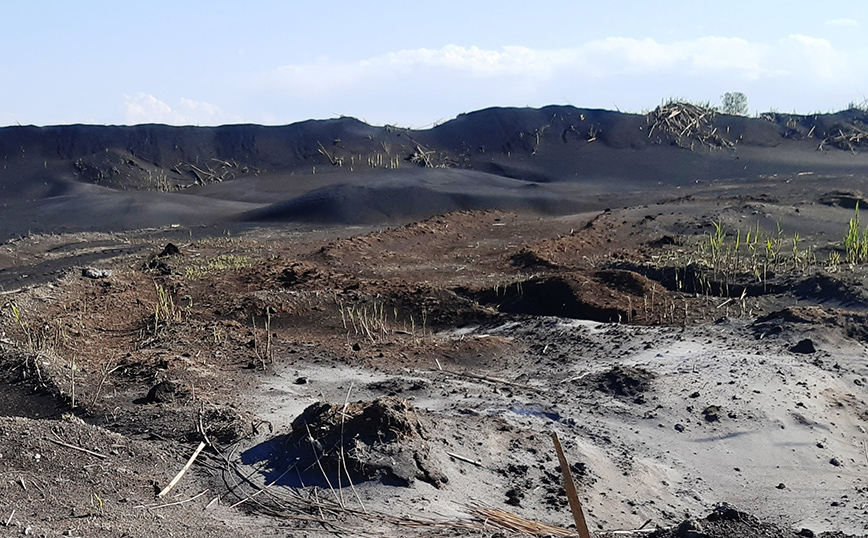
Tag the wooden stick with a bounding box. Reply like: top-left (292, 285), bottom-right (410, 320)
top-left (47, 437), bottom-right (107, 459)
top-left (158, 441), bottom-right (206, 498)
top-left (564, 372), bottom-right (590, 383)
top-left (551, 432), bottom-right (591, 538)
top-left (445, 452), bottom-right (484, 467)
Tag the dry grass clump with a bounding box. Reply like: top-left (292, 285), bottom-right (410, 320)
top-left (469, 505), bottom-right (575, 536)
top-left (183, 254), bottom-right (256, 279)
top-left (338, 297), bottom-right (428, 342)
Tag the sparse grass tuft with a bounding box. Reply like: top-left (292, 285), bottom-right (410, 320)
top-left (338, 297), bottom-right (429, 343)
top-left (183, 254), bottom-right (255, 279)
top-left (152, 283), bottom-right (183, 334)
top-left (844, 203), bottom-right (868, 264)
top-left (656, 220), bottom-right (817, 299)
top-left (3, 300), bottom-right (65, 356)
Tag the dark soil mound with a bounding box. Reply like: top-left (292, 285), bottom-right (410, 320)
top-left (594, 365), bottom-right (654, 400)
top-left (468, 273), bottom-right (650, 323)
top-left (277, 261), bottom-right (324, 287)
top-left (614, 261), bottom-right (781, 298)
top-left (651, 503), bottom-right (845, 538)
top-left (818, 190), bottom-right (868, 209)
top-left (244, 397), bottom-right (447, 488)
top-left (510, 247), bottom-right (559, 269)
top-left (791, 338), bottom-right (817, 354)
top-left (142, 380), bottom-right (181, 404)
top-left (158, 243), bottom-right (181, 257)
top-left (754, 306), bottom-right (868, 342)
top-left (595, 269), bottom-right (655, 296)
top-left (792, 273), bottom-right (868, 307)
top-left (238, 170), bottom-right (582, 225)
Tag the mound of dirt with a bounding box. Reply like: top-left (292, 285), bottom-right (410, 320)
top-left (593, 365), bottom-right (654, 400)
top-left (248, 397), bottom-right (447, 488)
top-left (790, 338), bottom-right (817, 354)
top-left (595, 269), bottom-right (655, 296)
top-left (651, 504), bottom-right (836, 538)
top-left (753, 306), bottom-right (868, 342)
top-left (510, 247), bottom-right (560, 269)
top-left (238, 170), bottom-right (582, 225)
top-left (818, 190), bottom-right (868, 209)
top-left (470, 272), bottom-right (651, 323)
top-left (792, 273), bottom-right (868, 307)
top-left (614, 261), bottom-right (779, 298)
top-left (277, 261), bottom-right (324, 287)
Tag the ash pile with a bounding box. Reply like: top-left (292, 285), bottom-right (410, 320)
top-left (271, 397), bottom-right (447, 489)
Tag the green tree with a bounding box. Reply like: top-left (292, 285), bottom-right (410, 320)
top-left (721, 92), bottom-right (748, 116)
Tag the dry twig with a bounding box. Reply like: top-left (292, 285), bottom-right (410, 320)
top-left (445, 451), bottom-right (484, 467)
top-left (47, 436), bottom-right (107, 460)
top-left (317, 141), bottom-right (340, 166)
top-left (158, 441), bottom-right (206, 497)
top-left (145, 489), bottom-right (209, 510)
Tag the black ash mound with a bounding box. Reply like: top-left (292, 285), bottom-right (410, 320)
top-left (242, 397), bottom-right (447, 488)
top-left (2, 104), bottom-right (868, 234)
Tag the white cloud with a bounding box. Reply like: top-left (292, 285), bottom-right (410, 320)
top-left (242, 36), bottom-right (864, 125)
top-left (123, 93), bottom-right (239, 125)
top-left (775, 35), bottom-right (849, 81)
top-left (256, 36), bottom-right (850, 96)
top-left (375, 45), bottom-right (550, 76)
top-left (572, 37), bottom-right (768, 79)
top-left (825, 18), bottom-right (859, 27)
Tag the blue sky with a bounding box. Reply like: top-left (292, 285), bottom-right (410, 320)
top-left (1, 1), bottom-right (866, 127)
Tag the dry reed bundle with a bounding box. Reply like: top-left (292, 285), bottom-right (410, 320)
top-left (469, 504), bottom-right (577, 536)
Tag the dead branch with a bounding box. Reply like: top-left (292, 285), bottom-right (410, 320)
top-left (47, 437), bottom-right (107, 460)
top-left (819, 124), bottom-right (868, 152)
top-left (410, 145), bottom-right (435, 168)
top-left (184, 161), bottom-right (238, 184)
top-left (646, 101), bottom-right (733, 150)
top-left (317, 141), bottom-right (340, 166)
top-left (158, 441), bottom-right (206, 497)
